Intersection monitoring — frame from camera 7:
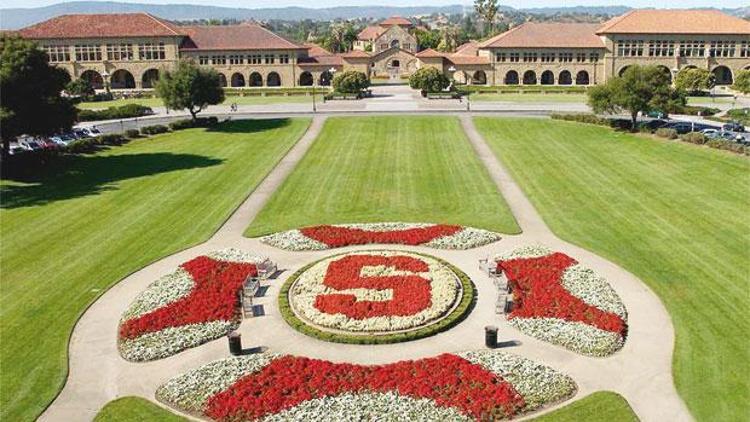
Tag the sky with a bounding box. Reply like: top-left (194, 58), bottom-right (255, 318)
top-left (0, 0), bottom-right (743, 9)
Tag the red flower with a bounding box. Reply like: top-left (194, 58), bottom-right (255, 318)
top-left (497, 253), bottom-right (626, 335)
top-left (119, 256), bottom-right (257, 339)
top-left (314, 255), bottom-right (432, 319)
top-left (301, 224), bottom-right (462, 248)
top-left (205, 354), bottom-right (525, 421)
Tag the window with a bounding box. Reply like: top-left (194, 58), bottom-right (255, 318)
top-left (249, 54), bottom-right (262, 64)
top-left (199, 56), bottom-right (209, 65)
top-left (617, 40), bottom-right (644, 57)
top-left (589, 53), bottom-right (599, 62)
top-left (509, 52), bottom-right (520, 62)
top-left (44, 45), bottom-right (70, 62)
top-left (229, 55), bottom-right (244, 65)
top-left (380, 44), bottom-right (388, 50)
top-left (264, 54), bottom-right (275, 64)
top-left (522, 52), bottom-right (537, 62)
top-left (74, 44), bottom-right (101, 62)
top-left (105, 44), bottom-right (133, 61)
top-left (495, 52), bottom-right (506, 62)
top-left (741, 41), bottom-right (749, 58)
top-left (403, 43), bottom-right (411, 50)
top-left (709, 41), bottom-right (735, 58)
top-left (679, 40), bottom-right (705, 57)
top-left (649, 40), bottom-right (675, 57)
top-left (559, 52), bottom-right (573, 63)
top-left (279, 54), bottom-right (289, 64)
top-left (576, 52), bottom-right (586, 62)
top-left (138, 42), bottom-right (166, 60)
top-left (211, 55), bottom-right (226, 65)
top-left (541, 52), bottom-right (555, 62)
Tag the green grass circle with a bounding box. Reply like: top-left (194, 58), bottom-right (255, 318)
top-left (278, 251), bottom-right (477, 344)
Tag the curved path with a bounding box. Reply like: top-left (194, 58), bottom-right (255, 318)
top-left (41, 114), bottom-right (691, 421)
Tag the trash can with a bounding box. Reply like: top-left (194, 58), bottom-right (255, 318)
top-left (228, 331), bottom-right (242, 356)
top-left (485, 326), bottom-right (498, 348)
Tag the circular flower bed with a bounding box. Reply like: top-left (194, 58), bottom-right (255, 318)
top-left (156, 351), bottom-right (576, 421)
top-left (494, 246), bottom-right (628, 357)
top-left (118, 249), bottom-right (267, 361)
top-left (259, 222), bottom-right (501, 251)
top-left (280, 251), bottom-right (475, 344)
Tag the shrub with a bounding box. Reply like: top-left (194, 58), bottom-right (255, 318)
top-left (99, 134), bottom-right (126, 145)
top-left (655, 128), bottom-right (678, 139)
top-left (169, 119), bottom-right (194, 131)
top-left (706, 139), bottom-right (747, 154)
top-left (77, 104), bottom-right (153, 122)
top-left (550, 113), bottom-right (609, 126)
top-left (66, 138), bottom-right (98, 153)
top-left (140, 125), bottom-right (169, 135)
top-left (124, 129), bottom-right (141, 139)
top-left (332, 70), bottom-right (370, 94)
top-left (680, 132), bottom-right (707, 145)
top-left (409, 67), bottom-right (451, 94)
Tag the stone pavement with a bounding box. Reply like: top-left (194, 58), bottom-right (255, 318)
top-left (41, 113), bottom-right (692, 422)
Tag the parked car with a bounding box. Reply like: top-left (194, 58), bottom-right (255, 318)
top-left (722, 122), bottom-right (745, 133)
top-left (72, 129), bottom-right (91, 139)
top-left (8, 144), bottom-right (28, 155)
top-left (701, 129), bottom-right (720, 139)
top-left (51, 133), bottom-right (76, 146)
top-left (646, 110), bottom-right (666, 119)
top-left (641, 119), bottom-right (669, 130)
top-left (719, 131), bottom-right (742, 142)
top-left (36, 138), bottom-right (59, 149)
top-left (83, 127), bottom-right (102, 137)
top-left (20, 140), bottom-right (44, 151)
top-left (667, 122), bottom-right (694, 134)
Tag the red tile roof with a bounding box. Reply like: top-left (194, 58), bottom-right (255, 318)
top-left (179, 23), bottom-right (304, 51)
top-left (597, 9), bottom-right (750, 35)
top-left (454, 41), bottom-right (479, 56)
top-left (479, 23), bottom-right (604, 49)
top-left (381, 16), bottom-right (412, 27)
top-left (340, 50), bottom-right (371, 58)
top-left (18, 13), bottom-right (183, 39)
top-left (357, 25), bottom-right (386, 41)
top-left (298, 43), bottom-right (343, 66)
top-left (304, 43), bottom-right (333, 57)
top-left (415, 48), bottom-right (445, 58)
top-left (447, 55), bottom-right (490, 65)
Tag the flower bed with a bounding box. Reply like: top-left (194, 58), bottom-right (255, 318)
top-left (280, 251), bottom-right (475, 344)
top-left (495, 246), bottom-right (628, 356)
top-left (119, 249), bottom-right (266, 361)
top-left (259, 223), bottom-right (501, 251)
top-left (156, 351), bottom-right (576, 421)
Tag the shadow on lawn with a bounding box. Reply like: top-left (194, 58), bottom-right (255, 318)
top-left (208, 118), bottom-right (293, 134)
top-left (1, 152), bottom-right (222, 209)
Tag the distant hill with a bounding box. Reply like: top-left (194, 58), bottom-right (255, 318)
top-left (0, 2), bottom-right (747, 30)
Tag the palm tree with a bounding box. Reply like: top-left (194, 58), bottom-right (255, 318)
top-left (474, 0), bottom-right (499, 36)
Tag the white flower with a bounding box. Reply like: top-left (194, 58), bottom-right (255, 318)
top-left (120, 321), bottom-right (237, 362)
top-left (509, 318), bottom-right (624, 357)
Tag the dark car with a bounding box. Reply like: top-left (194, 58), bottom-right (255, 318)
top-left (641, 119), bottom-right (670, 130)
top-left (667, 122), bottom-right (694, 134)
top-left (722, 122), bottom-right (745, 133)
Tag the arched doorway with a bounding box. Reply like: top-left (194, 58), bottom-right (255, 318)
top-left (231, 72), bottom-right (245, 87)
top-left (712, 66), bottom-right (733, 85)
top-left (575, 70), bottom-right (590, 85)
top-left (541, 70), bottom-right (554, 85)
top-left (218, 73), bottom-right (227, 87)
top-left (523, 70), bottom-right (537, 85)
top-left (267, 72), bottom-right (281, 87)
top-left (79, 69), bottom-right (104, 90)
top-left (142, 69), bottom-right (159, 89)
top-left (249, 72), bottom-right (263, 87)
top-left (472, 70), bottom-right (487, 85)
top-left (110, 69), bottom-right (135, 89)
top-left (656, 65), bottom-right (673, 84)
top-left (618, 66), bottom-right (631, 77)
top-left (558, 70), bottom-right (572, 85)
top-left (299, 71), bottom-right (314, 86)
top-left (319, 70), bottom-right (333, 86)
top-left (504, 70), bottom-right (519, 85)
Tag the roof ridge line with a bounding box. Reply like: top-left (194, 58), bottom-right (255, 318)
top-left (143, 12), bottom-right (182, 36)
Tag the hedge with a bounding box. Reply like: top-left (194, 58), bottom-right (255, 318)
top-left (278, 252), bottom-right (477, 345)
top-left (550, 113), bottom-right (610, 126)
top-left (655, 128), bottom-right (678, 139)
top-left (140, 125), bottom-right (169, 135)
top-left (77, 104), bottom-right (153, 122)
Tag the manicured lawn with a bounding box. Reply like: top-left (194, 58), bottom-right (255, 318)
top-left (0, 118), bottom-right (310, 421)
top-left (475, 117), bottom-right (750, 421)
top-left (530, 392), bottom-right (637, 422)
top-left (470, 93), bottom-right (586, 103)
top-left (95, 397), bottom-right (186, 422)
top-left (245, 116), bottom-right (520, 236)
top-left (77, 94), bottom-right (323, 109)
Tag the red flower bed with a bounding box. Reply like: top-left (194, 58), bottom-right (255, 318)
top-left (205, 354), bottom-right (525, 421)
top-left (314, 255), bottom-right (432, 319)
top-left (120, 256), bottom-right (257, 339)
top-left (300, 224), bottom-right (462, 247)
top-left (498, 253), bottom-right (626, 335)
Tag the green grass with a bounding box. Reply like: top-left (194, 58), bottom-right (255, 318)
top-left (244, 116), bottom-right (520, 236)
top-left (77, 95), bottom-right (323, 110)
top-left (475, 117), bottom-right (750, 421)
top-left (0, 118), bottom-right (310, 421)
top-left (530, 392), bottom-right (638, 422)
top-left (95, 397), bottom-right (186, 422)
top-left (470, 93), bottom-right (586, 103)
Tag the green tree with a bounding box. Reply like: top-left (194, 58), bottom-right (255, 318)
top-left (674, 68), bottom-right (714, 94)
top-left (474, 0), bottom-right (499, 36)
top-left (324, 22), bottom-right (358, 53)
top-left (66, 78), bottom-right (95, 97)
top-left (437, 27), bottom-right (460, 52)
top-left (409, 67), bottom-right (451, 94)
top-left (0, 35), bottom-right (76, 158)
top-left (732, 69), bottom-right (750, 95)
top-left (415, 29), bottom-right (441, 50)
top-left (332, 70), bottom-right (370, 94)
top-left (588, 65), bottom-right (681, 129)
top-left (155, 60), bottom-right (225, 122)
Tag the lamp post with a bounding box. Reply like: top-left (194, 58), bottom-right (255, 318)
top-left (329, 67), bottom-right (337, 100)
top-left (312, 82), bottom-right (316, 113)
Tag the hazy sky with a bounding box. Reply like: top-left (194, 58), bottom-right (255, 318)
top-left (0, 0), bottom-right (742, 9)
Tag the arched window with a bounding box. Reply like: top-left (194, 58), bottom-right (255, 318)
top-left (523, 70), bottom-right (537, 85)
top-left (79, 70), bottom-right (104, 90)
top-left (231, 72), bottom-right (245, 87)
top-left (142, 69), bottom-right (159, 89)
top-left (575, 70), bottom-right (590, 85)
top-left (111, 69), bottom-right (136, 89)
top-left (558, 70), bottom-right (572, 85)
top-left (712, 66), bottom-right (733, 85)
top-left (299, 72), bottom-right (314, 86)
top-left (391, 59), bottom-right (400, 68)
top-left (504, 70), bottom-right (519, 85)
top-left (541, 70), bottom-right (554, 85)
top-left (472, 70), bottom-right (487, 85)
top-left (656, 65), bottom-right (673, 84)
top-left (390, 39), bottom-right (400, 49)
top-left (319, 70), bottom-right (333, 86)
top-left (249, 72), bottom-right (263, 87)
top-left (267, 72), bottom-right (281, 87)
top-left (218, 73), bottom-right (227, 87)
top-left (618, 66), bottom-right (631, 77)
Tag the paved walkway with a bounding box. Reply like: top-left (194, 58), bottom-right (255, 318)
top-left (41, 113), bottom-right (692, 421)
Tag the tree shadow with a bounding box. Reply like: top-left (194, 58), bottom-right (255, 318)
top-left (207, 118), bottom-right (293, 134)
top-left (1, 152), bottom-right (223, 209)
